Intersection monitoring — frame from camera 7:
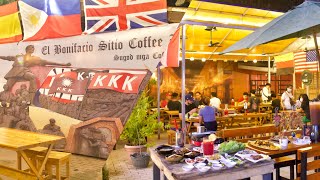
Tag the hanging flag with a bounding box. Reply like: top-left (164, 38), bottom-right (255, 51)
top-left (19, 0), bottom-right (82, 41)
top-left (274, 52), bottom-right (294, 75)
top-left (294, 50), bottom-right (319, 73)
top-left (163, 28), bottom-right (180, 67)
top-left (84, 0), bottom-right (167, 34)
top-left (0, 1), bottom-right (22, 44)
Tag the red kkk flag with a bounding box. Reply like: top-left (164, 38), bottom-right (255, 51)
top-left (88, 71), bottom-right (146, 93)
top-left (274, 52), bottom-right (294, 75)
top-left (48, 71), bottom-right (89, 101)
top-left (0, 1), bottom-right (22, 44)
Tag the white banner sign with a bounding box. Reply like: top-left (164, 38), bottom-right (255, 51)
top-left (0, 23), bottom-right (178, 89)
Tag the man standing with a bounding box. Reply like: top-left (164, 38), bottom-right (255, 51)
top-left (209, 92), bottom-right (221, 109)
top-left (261, 83), bottom-right (272, 102)
top-left (281, 85), bottom-right (294, 110)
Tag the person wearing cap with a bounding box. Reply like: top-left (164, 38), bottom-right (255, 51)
top-left (167, 92), bottom-right (181, 111)
top-left (179, 94), bottom-right (197, 119)
top-left (261, 83), bottom-right (272, 102)
top-left (160, 92), bottom-right (172, 108)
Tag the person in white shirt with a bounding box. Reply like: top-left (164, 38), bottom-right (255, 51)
top-left (210, 92), bottom-right (221, 109)
top-left (261, 83), bottom-right (271, 102)
top-left (281, 85), bottom-right (294, 110)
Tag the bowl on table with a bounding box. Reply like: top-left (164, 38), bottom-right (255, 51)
top-left (182, 165), bottom-right (194, 172)
top-left (198, 166), bottom-right (211, 173)
top-left (194, 163), bottom-right (206, 169)
top-left (185, 158), bottom-right (196, 165)
top-left (211, 163), bottom-right (224, 170)
top-left (155, 145), bottom-right (174, 155)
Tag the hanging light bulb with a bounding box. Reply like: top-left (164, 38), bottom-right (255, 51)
top-left (234, 60), bottom-right (238, 62)
top-left (253, 59), bottom-right (257, 63)
top-left (201, 58), bottom-right (206, 62)
top-left (244, 60), bottom-right (248, 62)
top-left (190, 57), bottom-right (194, 61)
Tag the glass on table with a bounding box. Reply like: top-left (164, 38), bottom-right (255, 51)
top-left (202, 138), bottom-right (214, 156)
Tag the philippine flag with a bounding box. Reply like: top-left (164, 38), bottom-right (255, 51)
top-left (19, 0), bottom-right (82, 41)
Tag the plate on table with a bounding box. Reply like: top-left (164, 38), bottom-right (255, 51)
top-left (245, 154), bottom-right (271, 163)
top-left (235, 149), bottom-right (258, 159)
top-left (292, 139), bottom-right (311, 145)
top-left (227, 156), bottom-right (244, 165)
top-left (247, 140), bottom-right (280, 151)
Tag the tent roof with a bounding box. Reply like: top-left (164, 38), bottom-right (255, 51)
top-left (180, 1), bottom-right (297, 61)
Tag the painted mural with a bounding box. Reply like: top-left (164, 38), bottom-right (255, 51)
top-left (0, 47), bottom-right (151, 159)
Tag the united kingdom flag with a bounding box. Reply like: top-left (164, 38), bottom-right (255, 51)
top-left (84, 0), bottom-right (167, 34)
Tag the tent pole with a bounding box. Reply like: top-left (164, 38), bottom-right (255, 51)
top-left (268, 56), bottom-right (271, 83)
top-left (313, 32), bottom-right (320, 95)
top-left (182, 25), bottom-right (186, 144)
top-left (157, 65), bottom-right (161, 140)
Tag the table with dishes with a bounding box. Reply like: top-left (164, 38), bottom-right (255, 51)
top-left (151, 136), bottom-right (274, 180)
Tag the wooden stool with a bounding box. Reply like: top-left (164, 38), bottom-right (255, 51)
top-left (167, 130), bottom-right (176, 145)
top-left (36, 151), bottom-right (71, 180)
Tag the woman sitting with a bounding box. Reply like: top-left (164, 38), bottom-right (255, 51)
top-left (296, 94), bottom-right (311, 123)
top-left (199, 97), bottom-right (217, 131)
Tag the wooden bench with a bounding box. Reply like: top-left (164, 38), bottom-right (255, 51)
top-left (219, 124), bottom-right (280, 142)
top-left (21, 147), bottom-right (71, 180)
top-left (0, 164), bottom-right (37, 180)
top-left (230, 114), bottom-right (269, 128)
top-left (297, 145), bottom-right (320, 180)
top-left (36, 151), bottom-right (71, 180)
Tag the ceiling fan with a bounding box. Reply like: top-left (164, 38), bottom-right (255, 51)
top-left (205, 26), bottom-right (222, 47)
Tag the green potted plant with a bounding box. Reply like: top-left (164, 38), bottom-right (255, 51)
top-left (120, 90), bottom-right (162, 167)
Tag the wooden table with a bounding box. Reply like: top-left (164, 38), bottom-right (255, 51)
top-left (165, 111), bottom-right (180, 119)
top-left (246, 141), bottom-right (315, 159)
top-left (150, 148), bottom-right (274, 180)
top-left (0, 127), bottom-right (65, 180)
top-left (186, 116), bottom-right (232, 133)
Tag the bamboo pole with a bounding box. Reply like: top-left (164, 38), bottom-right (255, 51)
top-left (157, 65), bottom-right (161, 140)
top-left (181, 25), bottom-right (186, 144)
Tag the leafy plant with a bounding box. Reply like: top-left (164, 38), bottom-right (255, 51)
top-left (120, 91), bottom-right (163, 146)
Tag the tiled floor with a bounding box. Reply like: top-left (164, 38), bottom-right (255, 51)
top-left (0, 132), bottom-right (295, 180)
